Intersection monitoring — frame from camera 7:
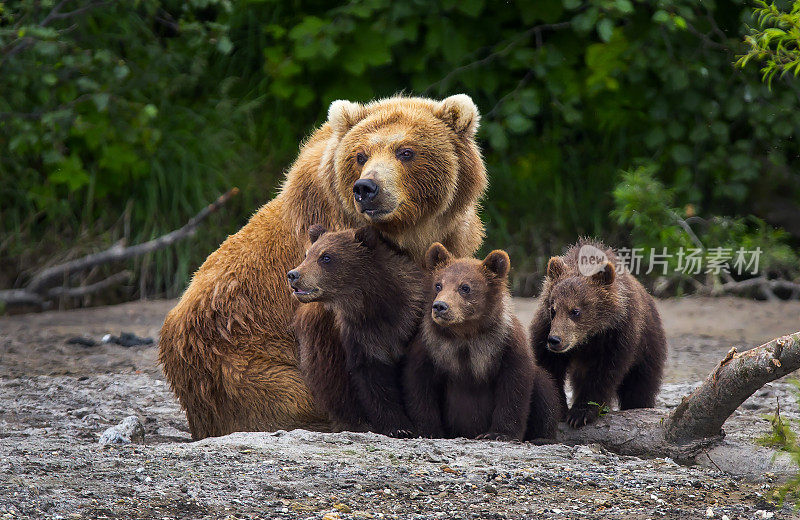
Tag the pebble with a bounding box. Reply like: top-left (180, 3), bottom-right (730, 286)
top-left (98, 416), bottom-right (145, 445)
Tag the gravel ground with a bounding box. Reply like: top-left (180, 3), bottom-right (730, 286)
top-left (1, 296), bottom-right (799, 519)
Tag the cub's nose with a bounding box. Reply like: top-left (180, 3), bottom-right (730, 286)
top-left (432, 301), bottom-right (449, 314)
top-left (353, 179), bottom-right (379, 203)
top-left (547, 335), bottom-right (562, 347)
top-left (287, 270), bottom-right (300, 282)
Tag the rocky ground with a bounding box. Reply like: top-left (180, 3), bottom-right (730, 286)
top-left (1, 297), bottom-right (799, 519)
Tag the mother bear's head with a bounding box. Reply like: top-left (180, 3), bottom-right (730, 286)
top-left (322, 95), bottom-right (487, 255)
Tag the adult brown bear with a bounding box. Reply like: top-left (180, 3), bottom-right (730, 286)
top-left (159, 95), bottom-right (487, 439)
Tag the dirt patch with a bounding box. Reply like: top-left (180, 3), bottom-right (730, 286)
top-left (1, 297), bottom-right (799, 519)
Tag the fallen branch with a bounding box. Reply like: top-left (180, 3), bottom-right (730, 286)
top-left (0, 188), bottom-right (239, 308)
top-left (715, 276), bottom-right (800, 300)
top-left (556, 331), bottom-right (800, 464)
top-left (46, 270), bottom-right (131, 299)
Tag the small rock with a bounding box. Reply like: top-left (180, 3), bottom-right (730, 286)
top-left (102, 332), bottom-right (153, 347)
top-left (99, 416), bottom-right (145, 445)
top-left (484, 484), bottom-right (498, 495)
top-left (705, 507), bottom-right (714, 517)
top-left (333, 503), bottom-right (351, 513)
top-left (322, 513), bottom-right (341, 520)
top-left (66, 336), bottom-right (97, 347)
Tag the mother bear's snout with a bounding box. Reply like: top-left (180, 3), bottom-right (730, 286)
top-left (353, 178), bottom-right (379, 203)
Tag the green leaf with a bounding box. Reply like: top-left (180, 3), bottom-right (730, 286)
top-left (505, 113), bottom-right (533, 134)
top-left (597, 18), bottom-right (614, 43)
top-left (455, 0), bottom-right (484, 17)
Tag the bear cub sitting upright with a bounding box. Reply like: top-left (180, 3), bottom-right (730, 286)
top-left (404, 243), bottom-right (561, 441)
top-left (530, 239), bottom-right (667, 428)
top-left (289, 225), bottom-right (423, 437)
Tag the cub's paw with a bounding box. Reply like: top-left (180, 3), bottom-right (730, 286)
top-left (388, 429), bottom-right (414, 439)
top-left (566, 405), bottom-right (600, 428)
top-left (476, 432), bottom-right (514, 442)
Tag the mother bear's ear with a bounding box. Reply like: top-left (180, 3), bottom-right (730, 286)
top-left (328, 100), bottom-right (368, 134)
top-left (308, 224), bottom-right (327, 244)
top-left (434, 94), bottom-right (480, 138)
top-left (354, 225), bottom-right (380, 250)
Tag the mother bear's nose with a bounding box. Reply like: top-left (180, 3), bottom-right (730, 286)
top-left (353, 179), bottom-right (379, 202)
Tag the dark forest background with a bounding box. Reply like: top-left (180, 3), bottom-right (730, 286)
top-left (1, 0), bottom-right (799, 308)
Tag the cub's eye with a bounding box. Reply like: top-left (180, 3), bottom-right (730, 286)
top-left (356, 152), bottom-right (368, 165)
top-left (320, 254), bottom-right (332, 264)
top-left (434, 282), bottom-right (442, 292)
top-left (550, 306), bottom-right (556, 318)
top-left (396, 148), bottom-right (415, 161)
top-left (459, 284), bottom-right (471, 295)
top-left (569, 308), bottom-right (581, 318)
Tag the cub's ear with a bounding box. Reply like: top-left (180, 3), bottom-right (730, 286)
top-left (308, 224), bottom-right (327, 244)
top-left (546, 256), bottom-right (567, 280)
top-left (354, 225), bottom-right (380, 250)
top-left (482, 250), bottom-right (510, 279)
top-left (328, 99), bottom-right (367, 134)
top-left (425, 242), bottom-right (452, 270)
top-left (591, 261), bottom-right (616, 286)
top-left (434, 94), bottom-right (480, 137)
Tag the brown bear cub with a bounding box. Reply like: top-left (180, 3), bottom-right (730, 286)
top-left (288, 224), bottom-right (423, 437)
top-left (404, 243), bottom-right (561, 441)
top-left (530, 239), bottom-right (667, 428)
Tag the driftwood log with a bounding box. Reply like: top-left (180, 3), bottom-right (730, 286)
top-left (556, 331), bottom-right (800, 463)
top-left (0, 188), bottom-right (239, 308)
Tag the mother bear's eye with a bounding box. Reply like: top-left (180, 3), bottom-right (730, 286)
top-left (356, 152), bottom-right (368, 165)
top-left (396, 148), bottom-right (415, 161)
top-left (319, 254), bottom-right (332, 264)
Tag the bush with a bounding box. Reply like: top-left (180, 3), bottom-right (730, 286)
top-left (1, 0), bottom-right (798, 301)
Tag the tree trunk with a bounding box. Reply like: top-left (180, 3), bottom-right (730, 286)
top-left (555, 331), bottom-right (800, 463)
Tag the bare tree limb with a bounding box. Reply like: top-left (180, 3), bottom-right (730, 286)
top-left (556, 332), bottom-right (800, 463)
top-left (716, 276), bottom-right (800, 297)
top-left (0, 188), bottom-right (239, 309)
top-left (665, 332), bottom-right (800, 442)
top-left (46, 270), bottom-right (130, 299)
top-left (27, 188), bottom-right (239, 294)
top-left (0, 289), bottom-right (45, 307)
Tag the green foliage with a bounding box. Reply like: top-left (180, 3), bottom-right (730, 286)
top-left (738, 0), bottom-right (800, 88)
top-left (613, 166), bottom-right (800, 290)
top-left (0, 0), bottom-right (260, 294)
top-left (758, 379), bottom-right (800, 506)
top-left (586, 401), bottom-right (611, 416)
top-left (1, 0), bottom-right (799, 299)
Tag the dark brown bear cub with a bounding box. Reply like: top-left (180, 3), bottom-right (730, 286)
top-left (530, 239), bottom-right (667, 428)
top-left (288, 225), bottom-right (423, 437)
top-left (404, 243), bottom-right (561, 441)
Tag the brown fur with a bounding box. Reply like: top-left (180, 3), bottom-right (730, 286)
top-left (530, 238), bottom-right (667, 428)
top-left (289, 226), bottom-right (423, 436)
top-left (404, 244), bottom-right (561, 441)
top-left (159, 95), bottom-right (487, 439)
